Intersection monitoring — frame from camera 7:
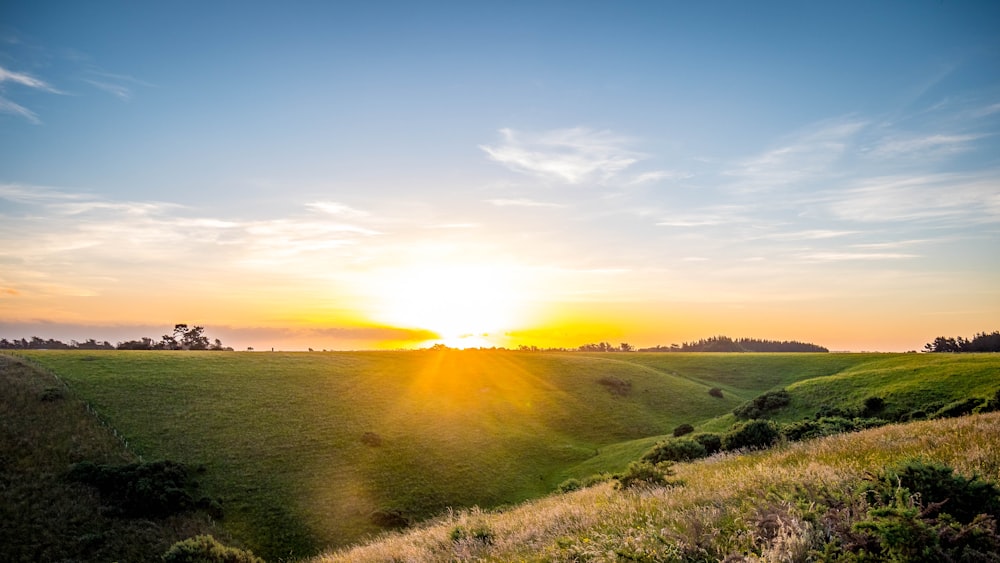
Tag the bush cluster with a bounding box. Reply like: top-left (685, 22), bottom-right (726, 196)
top-left (66, 460), bottom-right (220, 519)
top-left (839, 460), bottom-right (1000, 560)
top-left (672, 423), bottom-right (694, 437)
top-left (781, 416), bottom-right (886, 442)
top-left (732, 389), bottom-right (790, 419)
top-left (615, 461), bottom-right (677, 490)
top-left (721, 419), bottom-right (781, 451)
top-left (162, 535), bottom-right (263, 563)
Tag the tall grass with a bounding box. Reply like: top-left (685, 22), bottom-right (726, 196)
top-left (317, 412), bottom-right (1000, 562)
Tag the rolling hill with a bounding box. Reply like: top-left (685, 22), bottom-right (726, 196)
top-left (7, 350), bottom-right (998, 560)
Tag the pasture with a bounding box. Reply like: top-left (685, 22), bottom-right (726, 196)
top-left (13, 350), bottom-right (999, 559)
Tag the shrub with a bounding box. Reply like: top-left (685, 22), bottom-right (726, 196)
top-left (781, 419), bottom-right (822, 442)
top-left (722, 419), bottom-right (781, 451)
top-left (370, 508), bottom-right (408, 528)
top-left (672, 423), bottom-right (694, 437)
top-left (450, 523), bottom-right (493, 545)
top-left (642, 437), bottom-right (706, 464)
top-left (863, 460), bottom-right (1000, 524)
top-left (733, 389), bottom-right (790, 419)
top-left (861, 396), bottom-right (885, 417)
top-left (782, 417), bottom-right (888, 442)
top-left (39, 386), bottom-right (65, 401)
top-left (932, 398), bottom-right (985, 420)
top-left (66, 460), bottom-right (216, 518)
top-left (556, 478), bottom-right (582, 493)
top-left (581, 473), bottom-right (613, 487)
top-left (691, 432), bottom-right (722, 455)
top-left (615, 461), bottom-right (676, 490)
top-left (850, 461), bottom-right (1000, 560)
top-left (708, 387), bottom-right (724, 398)
top-left (162, 535), bottom-right (263, 563)
top-left (815, 404), bottom-right (855, 419)
top-left (360, 431), bottom-right (382, 447)
top-left (597, 376), bottom-right (632, 396)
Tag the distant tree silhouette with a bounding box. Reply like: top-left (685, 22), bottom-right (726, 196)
top-left (924, 331), bottom-right (1000, 353)
top-left (638, 336), bottom-right (827, 353)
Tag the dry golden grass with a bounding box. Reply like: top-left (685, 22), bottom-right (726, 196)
top-left (315, 412), bottom-right (1000, 562)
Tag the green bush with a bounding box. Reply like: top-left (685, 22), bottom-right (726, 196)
top-left (733, 389), bottom-right (790, 419)
top-left (863, 460), bottom-right (1000, 524)
top-left (850, 461), bottom-right (1000, 560)
top-left (814, 404), bottom-right (855, 419)
top-left (782, 417), bottom-right (887, 442)
top-left (932, 398), bottom-right (985, 420)
top-left (67, 460), bottom-right (217, 518)
top-left (642, 437), bottom-right (706, 464)
top-left (861, 396), bottom-right (886, 417)
top-left (556, 478), bottom-right (582, 493)
top-left (690, 432), bottom-right (722, 455)
top-left (450, 523), bottom-right (493, 545)
top-left (582, 473), bottom-right (613, 487)
top-left (162, 535), bottom-right (263, 563)
top-left (722, 419), bottom-right (781, 451)
top-left (672, 423), bottom-right (694, 437)
top-left (615, 461), bottom-right (676, 490)
top-left (708, 387), bottom-right (724, 398)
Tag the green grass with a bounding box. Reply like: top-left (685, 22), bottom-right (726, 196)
top-left (12, 350), bottom-right (1000, 560)
top-left (317, 412), bottom-right (1000, 562)
top-left (0, 355), bottom-right (222, 562)
top-left (780, 353), bottom-right (1000, 421)
top-left (17, 350), bottom-right (770, 559)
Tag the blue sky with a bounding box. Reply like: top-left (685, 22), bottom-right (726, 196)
top-left (1, 1), bottom-right (998, 351)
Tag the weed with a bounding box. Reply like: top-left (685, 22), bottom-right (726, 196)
top-left (162, 535), bottom-right (263, 563)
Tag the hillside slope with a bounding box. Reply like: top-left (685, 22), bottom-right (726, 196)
top-left (0, 355), bottom-right (222, 562)
top-left (318, 412), bottom-right (1000, 562)
top-left (17, 350), bottom-right (857, 559)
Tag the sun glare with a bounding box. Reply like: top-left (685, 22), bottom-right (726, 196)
top-left (371, 264), bottom-right (528, 348)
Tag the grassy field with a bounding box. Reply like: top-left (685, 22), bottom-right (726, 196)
top-left (317, 412), bottom-right (1000, 562)
top-left (0, 355), bottom-right (222, 562)
top-left (10, 350), bottom-right (999, 560)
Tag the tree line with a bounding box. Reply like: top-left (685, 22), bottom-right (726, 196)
top-left (0, 324), bottom-right (232, 351)
top-left (923, 331), bottom-right (1000, 353)
top-left (638, 335), bottom-right (829, 353)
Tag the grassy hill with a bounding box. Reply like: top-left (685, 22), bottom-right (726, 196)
top-left (0, 355), bottom-right (224, 562)
top-left (317, 412), bottom-right (1000, 562)
top-left (9, 350), bottom-right (998, 560)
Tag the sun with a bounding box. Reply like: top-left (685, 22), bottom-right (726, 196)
top-left (371, 264), bottom-right (528, 348)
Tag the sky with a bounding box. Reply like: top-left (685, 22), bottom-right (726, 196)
top-left (1, 1), bottom-right (998, 352)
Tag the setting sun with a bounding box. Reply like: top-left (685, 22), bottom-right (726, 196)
top-left (369, 264), bottom-right (531, 348)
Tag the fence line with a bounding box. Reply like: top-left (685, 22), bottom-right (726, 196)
top-left (3, 352), bottom-right (144, 462)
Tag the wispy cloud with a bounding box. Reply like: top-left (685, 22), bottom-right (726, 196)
top-left (480, 127), bottom-right (642, 185)
top-left (626, 170), bottom-right (689, 185)
top-left (864, 133), bottom-right (985, 159)
top-left (0, 97), bottom-right (40, 124)
top-left (725, 119), bottom-right (867, 191)
top-left (796, 251), bottom-right (919, 262)
top-left (486, 198), bottom-right (566, 208)
top-left (306, 201), bottom-right (370, 217)
top-left (82, 70), bottom-right (154, 101)
top-left (0, 65), bottom-right (65, 124)
top-left (751, 229), bottom-right (859, 241)
top-left (83, 79), bottom-right (131, 100)
top-left (822, 173), bottom-right (1000, 224)
top-left (0, 66), bottom-right (62, 93)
